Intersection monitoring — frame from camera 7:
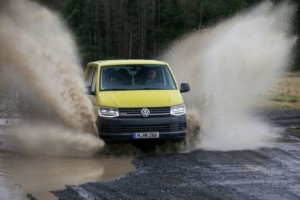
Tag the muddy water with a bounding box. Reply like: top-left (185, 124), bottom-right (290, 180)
top-left (0, 0), bottom-right (104, 158)
top-left (0, 150), bottom-right (134, 200)
top-left (162, 2), bottom-right (296, 151)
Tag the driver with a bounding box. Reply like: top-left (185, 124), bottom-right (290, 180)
top-left (145, 69), bottom-right (157, 84)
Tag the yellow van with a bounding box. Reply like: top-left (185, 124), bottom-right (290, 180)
top-left (84, 60), bottom-right (190, 140)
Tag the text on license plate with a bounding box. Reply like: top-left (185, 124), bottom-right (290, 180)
top-left (133, 132), bottom-right (159, 139)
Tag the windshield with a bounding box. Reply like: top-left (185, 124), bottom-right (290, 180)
top-left (100, 65), bottom-right (177, 91)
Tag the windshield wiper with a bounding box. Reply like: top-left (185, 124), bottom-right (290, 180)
top-left (101, 88), bottom-right (129, 91)
top-left (137, 87), bottom-right (165, 90)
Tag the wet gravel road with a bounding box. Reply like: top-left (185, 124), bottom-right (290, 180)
top-left (54, 109), bottom-right (300, 200)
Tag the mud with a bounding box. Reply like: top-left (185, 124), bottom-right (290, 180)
top-left (0, 0), bottom-right (97, 134)
top-left (0, 0), bottom-right (104, 157)
top-left (0, 150), bottom-right (134, 200)
top-left (53, 109), bottom-right (300, 200)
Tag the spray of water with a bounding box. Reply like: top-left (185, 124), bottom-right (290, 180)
top-left (163, 2), bottom-right (297, 151)
top-left (0, 0), bottom-right (104, 156)
top-left (0, 1), bottom-right (296, 155)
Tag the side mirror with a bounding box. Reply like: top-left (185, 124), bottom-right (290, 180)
top-left (86, 86), bottom-right (95, 96)
top-left (180, 83), bottom-right (190, 93)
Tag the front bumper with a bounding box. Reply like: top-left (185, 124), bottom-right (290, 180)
top-left (96, 115), bottom-right (186, 140)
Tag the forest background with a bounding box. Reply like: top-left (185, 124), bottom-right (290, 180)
top-left (36, 0), bottom-right (299, 71)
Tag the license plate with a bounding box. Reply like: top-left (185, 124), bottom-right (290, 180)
top-left (133, 132), bottom-right (159, 139)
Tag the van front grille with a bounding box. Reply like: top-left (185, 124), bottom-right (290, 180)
top-left (119, 107), bottom-right (170, 118)
top-left (101, 123), bottom-right (186, 133)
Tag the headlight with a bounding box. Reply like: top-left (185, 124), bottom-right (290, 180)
top-left (170, 104), bottom-right (186, 116)
top-left (99, 107), bottom-right (119, 117)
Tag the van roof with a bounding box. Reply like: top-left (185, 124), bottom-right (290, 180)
top-left (88, 59), bottom-right (168, 66)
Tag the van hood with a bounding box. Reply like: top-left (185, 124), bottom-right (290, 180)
top-left (96, 90), bottom-right (184, 108)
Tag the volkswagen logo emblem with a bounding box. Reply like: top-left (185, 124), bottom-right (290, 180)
top-left (141, 108), bottom-right (150, 117)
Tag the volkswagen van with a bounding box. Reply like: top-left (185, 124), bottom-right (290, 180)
top-left (84, 60), bottom-right (190, 141)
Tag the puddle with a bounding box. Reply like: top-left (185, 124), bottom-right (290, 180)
top-left (0, 150), bottom-right (134, 200)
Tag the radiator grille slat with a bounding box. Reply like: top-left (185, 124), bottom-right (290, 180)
top-left (119, 107), bottom-right (170, 117)
top-left (101, 123), bottom-right (186, 133)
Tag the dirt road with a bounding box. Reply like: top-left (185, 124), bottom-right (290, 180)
top-left (53, 109), bottom-right (300, 200)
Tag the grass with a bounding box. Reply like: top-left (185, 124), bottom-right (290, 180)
top-left (260, 72), bottom-right (300, 109)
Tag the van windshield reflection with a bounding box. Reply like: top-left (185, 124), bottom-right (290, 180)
top-left (100, 65), bottom-right (177, 91)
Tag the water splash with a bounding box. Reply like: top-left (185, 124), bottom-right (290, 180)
top-left (0, 0), bottom-right (104, 156)
top-left (163, 2), bottom-right (297, 151)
